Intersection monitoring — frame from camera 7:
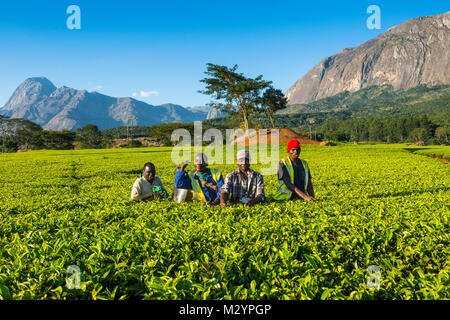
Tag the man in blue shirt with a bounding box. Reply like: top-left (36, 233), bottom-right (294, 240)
top-left (174, 153), bottom-right (224, 206)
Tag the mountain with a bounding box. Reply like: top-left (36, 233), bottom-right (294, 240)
top-left (203, 83), bottom-right (449, 130)
top-left (206, 107), bottom-right (224, 120)
top-left (3, 77), bottom-right (57, 109)
top-left (279, 84), bottom-right (450, 116)
top-left (187, 106), bottom-right (224, 119)
top-left (286, 12), bottom-right (450, 105)
top-left (188, 106), bottom-right (211, 114)
top-left (0, 78), bottom-right (215, 130)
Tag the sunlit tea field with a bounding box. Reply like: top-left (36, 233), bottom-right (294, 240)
top-left (0, 144), bottom-right (448, 300)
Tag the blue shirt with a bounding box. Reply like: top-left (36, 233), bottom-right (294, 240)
top-left (174, 168), bottom-right (224, 202)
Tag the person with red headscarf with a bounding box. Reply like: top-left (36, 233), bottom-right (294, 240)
top-left (273, 139), bottom-right (316, 201)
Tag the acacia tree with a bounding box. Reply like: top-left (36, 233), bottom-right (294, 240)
top-left (15, 120), bottom-right (42, 149)
top-left (199, 63), bottom-right (271, 131)
top-left (0, 116), bottom-right (42, 151)
top-left (76, 124), bottom-right (103, 148)
top-left (435, 126), bottom-right (449, 144)
top-left (260, 87), bottom-right (287, 128)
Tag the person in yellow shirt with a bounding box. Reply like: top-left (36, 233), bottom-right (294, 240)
top-left (274, 139), bottom-right (316, 201)
top-left (174, 153), bottom-right (224, 205)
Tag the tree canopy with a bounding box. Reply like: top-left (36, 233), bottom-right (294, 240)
top-left (76, 124), bottom-right (103, 148)
top-left (199, 63), bottom-right (272, 131)
top-left (260, 87), bottom-right (288, 128)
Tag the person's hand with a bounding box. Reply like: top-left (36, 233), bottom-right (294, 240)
top-left (181, 161), bottom-right (190, 171)
top-left (220, 202), bottom-right (227, 208)
top-left (197, 176), bottom-right (207, 188)
top-left (154, 191), bottom-right (164, 198)
top-left (304, 195), bottom-right (317, 202)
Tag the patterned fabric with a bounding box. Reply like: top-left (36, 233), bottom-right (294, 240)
top-left (221, 169), bottom-right (265, 203)
top-left (237, 149), bottom-right (251, 163)
top-left (174, 168), bottom-right (224, 202)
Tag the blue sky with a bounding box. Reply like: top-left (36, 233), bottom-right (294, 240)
top-left (0, 1), bottom-right (448, 107)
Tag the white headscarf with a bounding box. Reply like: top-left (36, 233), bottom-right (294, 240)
top-left (237, 149), bottom-right (250, 164)
top-left (194, 153), bottom-right (208, 165)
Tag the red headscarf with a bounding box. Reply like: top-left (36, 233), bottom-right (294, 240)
top-left (287, 139), bottom-right (300, 152)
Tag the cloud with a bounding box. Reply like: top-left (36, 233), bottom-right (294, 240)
top-left (132, 90), bottom-right (159, 98)
top-left (140, 90), bottom-right (159, 97)
top-left (93, 85), bottom-right (103, 90)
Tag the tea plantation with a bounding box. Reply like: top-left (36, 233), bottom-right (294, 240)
top-left (0, 144), bottom-right (448, 299)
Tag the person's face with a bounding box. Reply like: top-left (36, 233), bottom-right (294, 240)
top-left (289, 147), bottom-right (300, 160)
top-left (143, 165), bottom-right (155, 182)
top-left (238, 158), bottom-right (250, 172)
top-left (194, 160), bottom-right (207, 173)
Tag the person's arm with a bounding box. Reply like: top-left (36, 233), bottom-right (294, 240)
top-left (283, 163), bottom-right (315, 201)
top-left (219, 173), bottom-right (232, 208)
top-left (208, 198), bottom-right (220, 206)
top-left (245, 195), bottom-right (263, 206)
top-left (133, 191), bottom-right (156, 201)
top-left (293, 188), bottom-right (315, 201)
top-left (293, 170), bottom-right (315, 201)
top-left (174, 166), bottom-right (193, 189)
top-left (207, 190), bottom-right (221, 205)
top-left (178, 161), bottom-right (189, 172)
top-left (131, 180), bottom-right (156, 201)
top-left (219, 191), bottom-right (228, 208)
top-left (245, 173), bottom-right (265, 206)
top-left (154, 176), bottom-right (168, 198)
top-left (209, 172), bottom-right (224, 205)
top-left (200, 176), bottom-right (215, 205)
top-left (306, 170), bottom-right (316, 199)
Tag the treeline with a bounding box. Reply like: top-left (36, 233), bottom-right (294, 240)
top-left (312, 114), bottom-right (449, 144)
top-left (230, 84), bottom-right (450, 133)
top-left (104, 113), bottom-right (449, 147)
top-left (250, 87), bottom-right (449, 131)
top-left (103, 123), bottom-right (216, 146)
top-left (1, 115), bottom-right (203, 152)
top-left (285, 84), bottom-right (450, 116)
top-left (0, 116), bottom-right (114, 152)
top-left (101, 126), bottom-right (151, 139)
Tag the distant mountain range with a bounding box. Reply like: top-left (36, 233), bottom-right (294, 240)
top-left (0, 77), bottom-right (221, 131)
top-left (2, 12), bottom-right (449, 131)
top-left (286, 11), bottom-right (450, 104)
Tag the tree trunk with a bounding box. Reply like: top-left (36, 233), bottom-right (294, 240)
top-left (268, 111), bottom-right (275, 128)
top-left (243, 107), bottom-right (249, 131)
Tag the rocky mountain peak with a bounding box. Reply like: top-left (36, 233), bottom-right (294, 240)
top-left (3, 77), bottom-right (57, 112)
top-left (285, 11), bottom-right (450, 105)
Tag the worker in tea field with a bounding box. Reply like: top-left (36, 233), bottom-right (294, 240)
top-left (220, 149), bottom-right (265, 207)
top-left (131, 162), bottom-right (168, 201)
top-left (174, 153), bottom-right (224, 205)
top-left (274, 139), bottom-right (316, 201)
